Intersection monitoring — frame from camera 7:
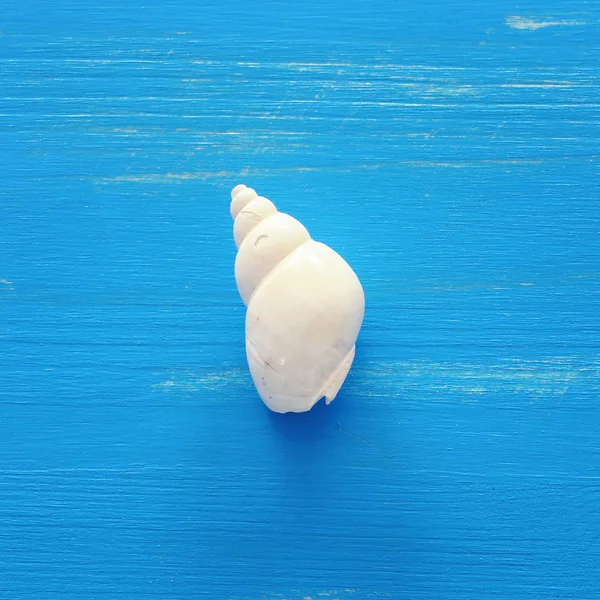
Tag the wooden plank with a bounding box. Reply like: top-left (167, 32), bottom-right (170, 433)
top-left (1, 1), bottom-right (599, 598)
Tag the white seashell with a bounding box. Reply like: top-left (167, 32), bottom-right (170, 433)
top-left (230, 184), bottom-right (365, 414)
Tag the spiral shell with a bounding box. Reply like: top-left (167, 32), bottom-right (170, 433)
top-left (230, 184), bottom-right (365, 413)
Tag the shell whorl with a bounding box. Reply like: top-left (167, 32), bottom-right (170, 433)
top-left (231, 184), bottom-right (311, 306)
top-left (230, 185), bottom-right (276, 248)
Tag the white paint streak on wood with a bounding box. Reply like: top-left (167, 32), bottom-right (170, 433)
top-left (506, 16), bottom-right (587, 30)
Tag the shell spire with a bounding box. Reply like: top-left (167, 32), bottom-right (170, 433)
top-left (230, 184), bottom-right (365, 414)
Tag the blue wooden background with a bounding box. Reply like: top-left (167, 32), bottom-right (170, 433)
top-left (2, 1), bottom-right (600, 598)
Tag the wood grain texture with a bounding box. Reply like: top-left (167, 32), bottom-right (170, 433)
top-left (1, 0), bottom-right (600, 598)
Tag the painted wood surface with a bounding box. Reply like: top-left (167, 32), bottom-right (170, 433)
top-left (1, 1), bottom-right (599, 598)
